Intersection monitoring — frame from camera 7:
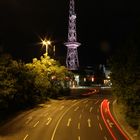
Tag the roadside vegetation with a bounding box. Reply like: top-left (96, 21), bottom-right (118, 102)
top-left (109, 38), bottom-right (140, 130)
top-left (0, 53), bottom-right (72, 121)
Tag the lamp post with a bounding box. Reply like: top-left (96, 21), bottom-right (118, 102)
top-left (42, 39), bottom-right (51, 54)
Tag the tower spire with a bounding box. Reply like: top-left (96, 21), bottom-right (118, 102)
top-left (64, 0), bottom-right (81, 70)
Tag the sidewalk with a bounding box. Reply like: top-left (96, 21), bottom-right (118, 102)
top-left (112, 100), bottom-right (139, 140)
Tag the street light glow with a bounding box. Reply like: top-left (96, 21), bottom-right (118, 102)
top-left (41, 38), bottom-right (51, 54)
top-left (42, 39), bottom-right (51, 46)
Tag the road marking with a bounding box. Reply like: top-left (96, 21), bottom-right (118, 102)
top-left (60, 106), bottom-right (64, 110)
top-left (67, 118), bottom-right (72, 127)
top-left (33, 121), bottom-right (39, 127)
top-left (51, 100), bottom-right (85, 140)
top-left (83, 100), bottom-right (88, 104)
top-left (46, 117), bottom-right (52, 125)
top-left (104, 136), bottom-right (108, 140)
top-left (78, 136), bottom-right (81, 140)
top-left (74, 106), bottom-right (79, 111)
top-left (99, 123), bottom-right (103, 131)
top-left (78, 123), bottom-right (80, 129)
top-left (47, 105), bottom-right (51, 108)
top-left (97, 115), bottom-right (99, 120)
top-left (23, 134), bottom-right (28, 140)
top-left (25, 116), bottom-right (32, 124)
top-left (90, 107), bottom-right (93, 112)
top-left (88, 119), bottom-right (91, 127)
top-left (95, 100), bottom-right (99, 104)
top-left (72, 100), bottom-right (77, 102)
top-left (79, 114), bottom-right (82, 119)
top-left (107, 119), bottom-right (114, 128)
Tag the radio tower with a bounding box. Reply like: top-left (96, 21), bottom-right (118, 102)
top-left (64, 0), bottom-right (81, 70)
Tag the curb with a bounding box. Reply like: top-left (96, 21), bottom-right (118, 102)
top-left (112, 100), bottom-right (136, 140)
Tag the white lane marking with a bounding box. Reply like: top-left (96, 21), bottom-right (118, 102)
top-left (97, 115), bottom-right (99, 120)
top-left (83, 100), bottom-right (88, 104)
top-left (78, 136), bottom-right (81, 140)
top-left (25, 116), bottom-right (32, 124)
top-left (51, 100), bottom-right (85, 140)
top-left (95, 100), bottom-right (99, 104)
top-left (59, 106), bottom-right (64, 110)
top-left (33, 121), bottom-right (39, 127)
top-left (107, 119), bottom-right (114, 128)
top-left (104, 136), bottom-right (108, 140)
top-left (23, 134), bottom-right (28, 140)
top-left (74, 106), bottom-right (79, 111)
top-left (67, 118), bottom-right (72, 127)
top-left (99, 123), bottom-right (103, 131)
top-left (88, 119), bottom-right (91, 127)
top-left (79, 114), bottom-right (82, 119)
top-left (47, 105), bottom-right (51, 108)
top-left (90, 107), bottom-right (93, 112)
top-left (78, 123), bottom-right (80, 129)
top-left (46, 117), bottom-right (52, 125)
top-left (72, 100), bottom-right (77, 102)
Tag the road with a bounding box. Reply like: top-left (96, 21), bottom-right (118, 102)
top-left (0, 88), bottom-right (129, 140)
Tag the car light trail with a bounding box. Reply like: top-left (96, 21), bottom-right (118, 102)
top-left (100, 99), bottom-right (129, 140)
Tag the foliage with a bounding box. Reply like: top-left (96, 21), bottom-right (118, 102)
top-left (0, 54), bottom-right (17, 110)
top-left (0, 53), bottom-right (72, 120)
top-left (109, 40), bottom-right (140, 128)
top-left (26, 54), bottom-right (72, 98)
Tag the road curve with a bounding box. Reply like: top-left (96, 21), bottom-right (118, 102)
top-left (0, 89), bottom-right (130, 140)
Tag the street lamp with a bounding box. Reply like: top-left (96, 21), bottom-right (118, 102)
top-left (41, 38), bottom-right (51, 54)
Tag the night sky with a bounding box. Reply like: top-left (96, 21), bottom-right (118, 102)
top-left (0, 0), bottom-right (140, 66)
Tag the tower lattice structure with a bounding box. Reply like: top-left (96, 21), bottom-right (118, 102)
top-left (64, 0), bottom-right (81, 70)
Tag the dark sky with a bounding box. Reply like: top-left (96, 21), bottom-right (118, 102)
top-left (0, 0), bottom-right (140, 66)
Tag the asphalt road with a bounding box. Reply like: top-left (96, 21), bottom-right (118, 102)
top-left (0, 88), bottom-right (128, 140)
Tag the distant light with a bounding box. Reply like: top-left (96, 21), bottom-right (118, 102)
top-left (41, 38), bottom-right (51, 54)
top-left (75, 75), bottom-right (79, 79)
top-left (51, 75), bottom-right (56, 80)
top-left (53, 45), bottom-right (55, 52)
top-left (42, 40), bottom-right (51, 46)
top-left (107, 76), bottom-right (110, 79)
top-left (42, 40), bottom-right (46, 46)
top-left (84, 77), bottom-right (86, 82)
top-left (47, 40), bottom-right (51, 45)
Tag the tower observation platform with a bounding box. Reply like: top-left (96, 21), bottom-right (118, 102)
top-left (64, 0), bottom-right (81, 70)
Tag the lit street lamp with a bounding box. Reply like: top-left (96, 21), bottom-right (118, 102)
top-left (41, 38), bottom-right (51, 54)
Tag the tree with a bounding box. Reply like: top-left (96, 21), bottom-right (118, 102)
top-left (26, 54), bottom-right (72, 98)
top-left (0, 53), bottom-right (72, 122)
top-left (109, 40), bottom-right (140, 128)
top-left (0, 54), bottom-right (17, 110)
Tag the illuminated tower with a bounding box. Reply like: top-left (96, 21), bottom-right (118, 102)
top-left (64, 0), bottom-right (81, 70)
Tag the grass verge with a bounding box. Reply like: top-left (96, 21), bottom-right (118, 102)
top-left (113, 100), bottom-right (139, 140)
